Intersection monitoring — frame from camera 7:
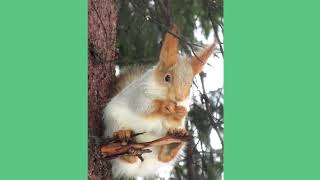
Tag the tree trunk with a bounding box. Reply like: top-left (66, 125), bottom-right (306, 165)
top-left (88, 0), bottom-right (117, 179)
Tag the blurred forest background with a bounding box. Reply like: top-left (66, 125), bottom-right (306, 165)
top-left (88, 0), bottom-right (223, 179)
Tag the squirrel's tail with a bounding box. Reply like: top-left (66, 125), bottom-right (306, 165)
top-left (112, 65), bottom-right (150, 96)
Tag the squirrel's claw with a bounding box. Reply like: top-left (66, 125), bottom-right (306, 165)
top-left (168, 128), bottom-right (189, 137)
top-left (162, 100), bottom-right (177, 114)
top-left (160, 100), bottom-right (187, 121)
top-left (113, 129), bottom-right (135, 143)
top-left (172, 106), bottom-right (187, 121)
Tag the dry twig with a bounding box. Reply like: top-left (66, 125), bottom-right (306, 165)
top-left (100, 132), bottom-right (190, 161)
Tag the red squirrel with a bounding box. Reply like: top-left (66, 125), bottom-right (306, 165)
top-left (103, 25), bottom-right (215, 178)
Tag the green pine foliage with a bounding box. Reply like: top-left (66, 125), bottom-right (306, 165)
top-left (117, 0), bottom-right (223, 66)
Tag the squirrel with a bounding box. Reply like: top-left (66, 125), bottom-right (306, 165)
top-left (103, 25), bottom-right (215, 178)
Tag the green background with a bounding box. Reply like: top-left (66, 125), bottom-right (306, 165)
top-left (0, 0), bottom-right (319, 179)
top-left (225, 0), bottom-right (320, 179)
top-left (0, 0), bottom-right (87, 179)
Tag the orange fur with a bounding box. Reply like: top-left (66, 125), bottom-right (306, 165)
top-left (158, 143), bottom-right (184, 162)
top-left (145, 100), bottom-right (187, 126)
top-left (120, 155), bottom-right (138, 163)
top-left (158, 128), bottom-right (188, 162)
top-left (191, 44), bottom-right (216, 75)
top-left (158, 25), bottom-right (179, 70)
top-left (113, 129), bottom-right (134, 141)
top-left (154, 60), bottom-right (192, 102)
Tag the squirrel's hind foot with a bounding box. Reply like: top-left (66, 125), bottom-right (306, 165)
top-left (120, 155), bottom-right (138, 163)
top-left (158, 142), bottom-right (184, 162)
top-left (158, 128), bottom-right (188, 162)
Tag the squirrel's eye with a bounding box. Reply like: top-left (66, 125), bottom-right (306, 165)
top-left (164, 74), bottom-right (171, 82)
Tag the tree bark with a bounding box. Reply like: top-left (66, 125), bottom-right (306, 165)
top-left (88, 0), bottom-right (117, 179)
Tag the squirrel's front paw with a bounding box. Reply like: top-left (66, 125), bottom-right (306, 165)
top-left (171, 106), bottom-right (187, 121)
top-left (161, 100), bottom-right (187, 120)
top-left (161, 100), bottom-right (177, 114)
top-left (113, 129), bottom-right (134, 142)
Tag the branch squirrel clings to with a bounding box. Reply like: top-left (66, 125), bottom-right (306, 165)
top-left (103, 24), bottom-right (216, 178)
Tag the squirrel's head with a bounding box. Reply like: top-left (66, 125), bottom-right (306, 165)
top-left (154, 25), bottom-right (215, 102)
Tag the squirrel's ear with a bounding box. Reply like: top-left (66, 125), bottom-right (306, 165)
top-left (190, 44), bottom-right (216, 75)
top-left (158, 25), bottom-right (179, 70)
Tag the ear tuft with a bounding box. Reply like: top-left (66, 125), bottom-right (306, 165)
top-left (158, 25), bottom-right (179, 70)
top-left (191, 43), bottom-right (216, 75)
